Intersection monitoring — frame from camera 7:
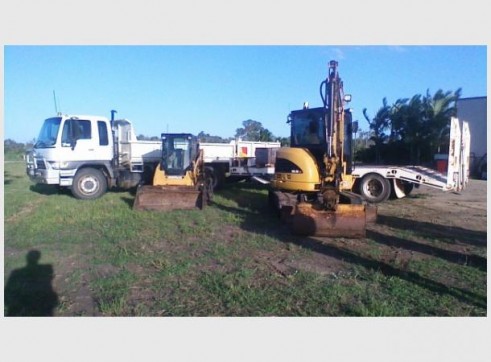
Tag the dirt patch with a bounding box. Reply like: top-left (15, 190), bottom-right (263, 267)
top-left (267, 180), bottom-right (487, 280)
top-left (51, 252), bottom-right (100, 316)
top-left (376, 180), bottom-right (487, 233)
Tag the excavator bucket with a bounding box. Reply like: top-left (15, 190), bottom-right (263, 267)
top-left (133, 185), bottom-right (203, 211)
top-left (291, 203), bottom-right (369, 238)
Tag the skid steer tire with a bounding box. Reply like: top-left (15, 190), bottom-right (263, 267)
top-left (203, 168), bottom-right (215, 206)
top-left (359, 173), bottom-right (391, 204)
top-left (71, 168), bottom-right (107, 200)
top-left (205, 166), bottom-right (218, 191)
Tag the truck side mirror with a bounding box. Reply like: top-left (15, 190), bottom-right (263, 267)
top-left (67, 119), bottom-right (81, 150)
top-left (352, 121), bottom-right (359, 134)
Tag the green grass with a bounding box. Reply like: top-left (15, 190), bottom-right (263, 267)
top-left (3, 161), bottom-right (487, 316)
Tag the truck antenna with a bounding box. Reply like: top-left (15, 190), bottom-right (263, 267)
top-left (53, 90), bottom-right (59, 114)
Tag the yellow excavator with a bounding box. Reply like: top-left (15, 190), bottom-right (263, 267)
top-left (133, 133), bottom-right (213, 211)
top-left (269, 60), bottom-right (376, 237)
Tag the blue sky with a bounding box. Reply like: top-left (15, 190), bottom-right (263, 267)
top-left (4, 45), bottom-right (487, 143)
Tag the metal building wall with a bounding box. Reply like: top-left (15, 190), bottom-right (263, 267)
top-left (456, 96), bottom-right (487, 178)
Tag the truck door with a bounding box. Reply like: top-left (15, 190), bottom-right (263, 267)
top-left (59, 118), bottom-right (113, 163)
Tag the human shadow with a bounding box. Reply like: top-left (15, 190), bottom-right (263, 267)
top-left (213, 183), bottom-right (487, 310)
top-left (4, 250), bottom-right (59, 316)
top-left (376, 215), bottom-right (487, 247)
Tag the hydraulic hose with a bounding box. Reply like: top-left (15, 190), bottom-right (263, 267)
top-left (319, 79), bottom-right (328, 108)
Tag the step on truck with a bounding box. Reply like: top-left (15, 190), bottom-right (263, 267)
top-left (26, 111), bottom-right (162, 199)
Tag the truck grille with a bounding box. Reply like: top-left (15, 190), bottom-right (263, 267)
top-left (36, 160), bottom-right (46, 169)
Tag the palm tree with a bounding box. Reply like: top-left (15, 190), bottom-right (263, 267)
top-left (422, 88), bottom-right (461, 155)
top-left (363, 97), bottom-right (391, 163)
top-left (389, 89), bottom-right (461, 164)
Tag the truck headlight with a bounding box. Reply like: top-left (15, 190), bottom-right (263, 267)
top-left (47, 161), bottom-right (70, 170)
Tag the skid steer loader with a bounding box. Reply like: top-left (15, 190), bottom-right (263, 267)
top-left (270, 60), bottom-right (376, 238)
top-left (133, 133), bottom-right (213, 211)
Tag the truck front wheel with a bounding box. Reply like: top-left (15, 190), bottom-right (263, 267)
top-left (359, 173), bottom-right (391, 203)
top-left (71, 168), bottom-right (108, 200)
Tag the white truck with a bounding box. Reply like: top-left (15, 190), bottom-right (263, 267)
top-left (26, 112), bottom-right (162, 199)
top-left (200, 139), bottom-right (280, 188)
top-left (346, 117), bottom-right (471, 203)
top-left (26, 112), bottom-right (281, 199)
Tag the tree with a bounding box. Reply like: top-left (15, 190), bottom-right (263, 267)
top-left (235, 119), bottom-right (274, 142)
top-left (4, 139), bottom-right (26, 154)
top-left (362, 98), bottom-right (391, 163)
top-left (423, 88), bottom-right (461, 155)
top-left (360, 88), bottom-right (461, 165)
top-left (276, 136), bottom-right (290, 147)
top-left (258, 128), bottom-right (274, 142)
top-left (137, 134), bottom-right (160, 141)
top-left (197, 131), bottom-right (231, 143)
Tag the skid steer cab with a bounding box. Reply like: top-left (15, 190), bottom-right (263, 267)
top-left (133, 133), bottom-right (214, 211)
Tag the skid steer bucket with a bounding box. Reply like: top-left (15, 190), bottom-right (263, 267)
top-left (292, 203), bottom-right (368, 238)
top-left (133, 185), bottom-right (202, 211)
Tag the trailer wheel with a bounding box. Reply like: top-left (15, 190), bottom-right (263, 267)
top-left (71, 168), bottom-right (108, 200)
top-left (359, 173), bottom-right (391, 203)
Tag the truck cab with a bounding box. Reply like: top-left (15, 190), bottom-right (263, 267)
top-left (26, 115), bottom-right (114, 186)
top-left (26, 113), bottom-right (161, 199)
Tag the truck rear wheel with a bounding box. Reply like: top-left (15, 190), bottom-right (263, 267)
top-left (71, 168), bottom-right (108, 200)
top-left (359, 173), bottom-right (391, 203)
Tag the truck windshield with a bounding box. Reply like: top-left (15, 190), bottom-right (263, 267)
top-left (35, 117), bottom-right (61, 148)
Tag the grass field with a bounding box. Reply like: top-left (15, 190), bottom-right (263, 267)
top-left (3, 160), bottom-right (487, 316)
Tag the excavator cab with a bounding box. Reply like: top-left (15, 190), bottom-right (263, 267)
top-left (289, 107), bottom-right (330, 176)
top-left (289, 106), bottom-right (356, 176)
